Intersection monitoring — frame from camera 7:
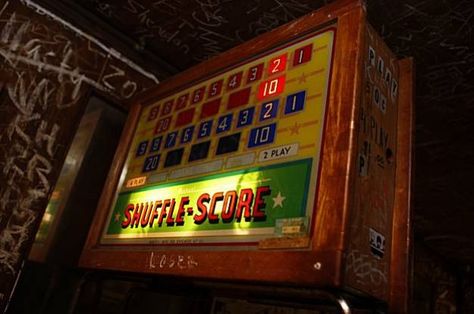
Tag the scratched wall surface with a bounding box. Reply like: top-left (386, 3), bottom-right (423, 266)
top-left (344, 24), bottom-right (400, 300)
top-left (413, 244), bottom-right (457, 314)
top-left (367, 0), bottom-right (474, 267)
top-left (0, 0), bottom-right (157, 308)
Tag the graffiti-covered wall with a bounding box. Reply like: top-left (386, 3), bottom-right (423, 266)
top-left (0, 0), bottom-right (157, 309)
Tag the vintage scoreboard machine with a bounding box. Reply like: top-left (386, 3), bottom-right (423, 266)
top-left (81, 0), bottom-right (413, 311)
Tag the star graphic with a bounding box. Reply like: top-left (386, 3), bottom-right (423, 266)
top-left (273, 191), bottom-right (286, 208)
top-left (114, 212), bottom-right (121, 222)
top-left (289, 122), bottom-right (300, 135)
top-left (298, 72), bottom-right (308, 83)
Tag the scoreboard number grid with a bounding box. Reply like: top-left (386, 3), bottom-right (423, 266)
top-left (101, 27), bottom-right (336, 245)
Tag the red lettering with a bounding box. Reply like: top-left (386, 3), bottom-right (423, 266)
top-left (194, 193), bottom-right (210, 224)
top-left (131, 202), bottom-right (143, 228)
top-left (236, 188), bottom-right (254, 221)
top-left (120, 186), bottom-right (270, 229)
top-left (166, 198), bottom-right (176, 226)
top-left (158, 199), bottom-right (170, 226)
top-left (149, 200), bottom-right (162, 227)
top-left (254, 186), bottom-right (270, 220)
top-left (121, 204), bottom-right (134, 228)
top-left (221, 190), bottom-right (237, 222)
top-left (208, 192), bottom-right (223, 223)
top-left (175, 196), bottom-right (190, 225)
top-left (140, 202), bottom-right (152, 227)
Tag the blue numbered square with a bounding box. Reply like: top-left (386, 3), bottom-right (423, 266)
top-left (259, 99), bottom-right (279, 121)
top-left (165, 131), bottom-right (178, 148)
top-left (216, 114), bottom-right (233, 134)
top-left (237, 107), bottom-right (254, 128)
top-left (198, 120), bottom-right (213, 138)
top-left (142, 154), bottom-right (160, 172)
top-left (248, 123), bottom-right (276, 148)
top-left (136, 140), bottom-right (148, 156)
top-left (284, 91), bottom-right (306, 114)
top-left (181, 126), bottom-right (195, 144)
top-left (149, 136), bottom-right (162, 152)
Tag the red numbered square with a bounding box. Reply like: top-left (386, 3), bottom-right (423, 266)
top-left (227, 72), bottom-right (242, 90)
top-left (192, 86), bottom-right (205, 104)
top-left (257, 75), bottom-right (285, 100)
top-left (293, 44), bottom-right (313, 66)
top-left (176, 94), bottom-right (189, 110)
top-left (268, 54), bottom-right (287, 75)
top-left (161, 100), bottom-right (173, 115)
top-left (155, 117), bottom-right (171, 134)
top-left (247, 63), bottom-right (263, 83)
top-left (147, 105), bottom-right (160, 121)
top-left (208, 80), bottom-right (223, 98)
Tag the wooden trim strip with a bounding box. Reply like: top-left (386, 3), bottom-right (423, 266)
top-left (389, 57), bottom-right (415, 313)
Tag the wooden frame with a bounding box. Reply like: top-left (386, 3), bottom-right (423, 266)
top-left (80, 0), bottom-right (412, 308)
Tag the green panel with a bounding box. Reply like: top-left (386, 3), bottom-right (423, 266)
top-left (104, 159), bottom-right (311, 240)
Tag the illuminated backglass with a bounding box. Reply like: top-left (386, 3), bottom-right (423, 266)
top-left (102, 28), bottom-right (335, 245)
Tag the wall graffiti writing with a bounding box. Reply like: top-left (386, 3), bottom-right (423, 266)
top-left (88, 0), bottom-right (324, 65)
top-left (20, 0), bottom-right (159, 84)
top-left (0, 0), bottom-right (157, 308)
top-left (359, 106), bottom-right (389, 150)
top-left (346, 249), bottom-right (388, 287)
top-left (0, 11), bottom-right (150, 101)
top-left (149, 252), bottom-right (199, 270)
top-left (129, 0), bottom-right (234, 62)
top-left (372, 0), bottom-right (474, 105)
top-left (0, 69), bottom-right (62, 277)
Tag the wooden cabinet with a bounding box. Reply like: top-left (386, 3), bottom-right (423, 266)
top-left (80, 0), bottom-right (413, 311)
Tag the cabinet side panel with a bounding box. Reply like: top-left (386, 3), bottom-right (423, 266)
top-left (389, 57), bottom-right (414, 313)
top-left (344, 24), bottom-right (400, 301)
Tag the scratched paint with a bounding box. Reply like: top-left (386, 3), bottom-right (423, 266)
top-left (148, 252), bottom-right (199, 270)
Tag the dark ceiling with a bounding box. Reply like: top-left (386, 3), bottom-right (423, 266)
top-left (48, 0), bottom-right (474, 265)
